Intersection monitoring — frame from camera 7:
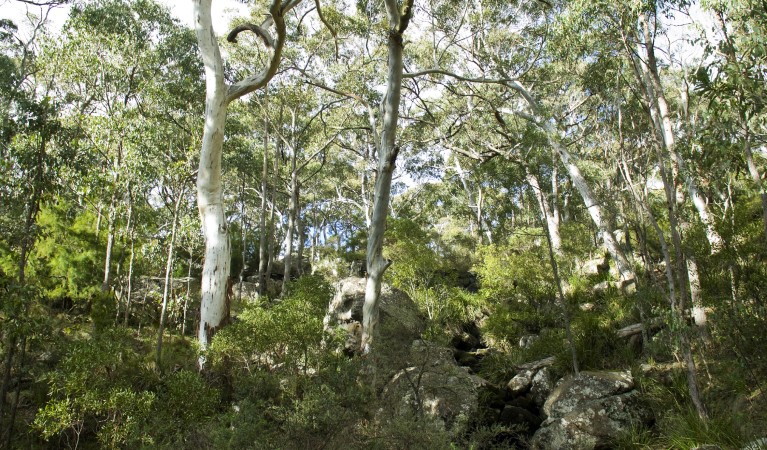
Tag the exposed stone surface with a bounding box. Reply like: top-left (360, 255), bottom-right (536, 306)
top-left (323, 277), bottom-right (424, 354)
top-left (519, 334), bottom-right (540, 349)
top-left (531, 371), bottom-right (652, 450)
top-left (382, 340), bottom-right (488, 436)
top-left (507, 369), bottom-right (535, 395)
top-left (530, 367), bottom-right (553, 407)
top-left (543, 370), bottom-right (634, 417)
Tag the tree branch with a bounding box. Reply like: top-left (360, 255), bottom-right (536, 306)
top-left (227, 23), bottom-right (274, 48)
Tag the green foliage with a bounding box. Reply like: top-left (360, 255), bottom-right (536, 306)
top-left (207, 275), bottom-right (333, 388)
top-left (33, 327), bottom-right (218, 448)
top-left (91, 289), bottom-right (117, 332)
top-left (33, 202), bottom-right (102, 302)
top-left (33, 328), bottom-right (156, 447)
top-left (564, 311), bottom-right (634, 372)
top-left (475, 234), bottom-right (553, 306)
top-left (385, 218), bottom-right (487, 343)
top-left (152, 369), bottom-right (218, 443)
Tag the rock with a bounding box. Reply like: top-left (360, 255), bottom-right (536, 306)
top-left (382, 340), bottom-right (489, 436)
top-left (531, 371), bottom-right (652, 450)
top-left (234, 281), bottom-right (260, 301)
top-left (323, 277), bottom-right (424, 354)
top-left (530, 367), bottom-right (553, 407)
top-left (498, 405), bottom-right (542, 431)
top-left (579, 254), bottom-right (610, 277)
top-left (507, 369), bottom-right (535, 395)
top-left (543, 371), bottom-right (634, 417)
top-left (519, 334), bottom-right (540, 349)
top-left (516, 355), bottom-right (556, 371)
top-left (592, 281), bottom-right (610, 293)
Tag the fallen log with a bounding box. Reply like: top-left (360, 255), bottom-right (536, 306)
top-left (616, 318), bottom-right (665, 338)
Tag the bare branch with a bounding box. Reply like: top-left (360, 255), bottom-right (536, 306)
top-left (226, 23), bottom-right (274, 48)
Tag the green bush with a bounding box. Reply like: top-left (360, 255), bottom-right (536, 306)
top-left (33, 328), bottom-right (157, 447)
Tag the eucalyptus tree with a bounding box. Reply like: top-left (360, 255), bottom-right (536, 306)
top-left (42, 0), bottom-right (194, 302)
top-left (698, 0), bottom-right (767, 241)
top-left (192, 0), bottom-right (306, 361)
top-left (401, 0), bottom-right (637, 288)
top-left (0, 11), bottom-right (66, 442)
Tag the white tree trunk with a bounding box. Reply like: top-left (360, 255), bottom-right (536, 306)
top-left (101, 194), bottom-right (117, 292)
top-left (194, 0), bottom-right (230, 361)
top-left (554, 141), bottom-right (635, 288)
top-left (258, 102), bottom-right (270, 296)
top-left (360, 0), bottom-right (414, 354)
top-left (526, 170), bottom-right (561, 255)
top-left (638, 13), bottom-right (722, 255)
top-left (193, 0), bottom-right (301, 366)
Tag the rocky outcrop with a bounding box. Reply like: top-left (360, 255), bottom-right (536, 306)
top-left (323, 277), bottom-right (425, 355)
top-left (530, 371), bottom-right (653, 450)
top-left (381, 340), bottom-right (487, 436)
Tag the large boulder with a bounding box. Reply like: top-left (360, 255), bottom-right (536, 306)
top-left (530, 371), bottom-right (653, 450)
top-left (323, 277), bottom-right (425, 354)
top-left (381, 340), bottom-right (488, 436)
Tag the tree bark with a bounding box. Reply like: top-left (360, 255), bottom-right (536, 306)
top-left (526, 169), bottom-right (561, 256)
top-left (194, 0), bottom-right (231, 363)
top-left (193, 0), bottom-right (301, 366)
top-left (360, 0), bottom-right (414, 354)
top-left (101, 193), bottom-right (117, 292)
top-left (638, 13), bottom-right (723, 255)
top-left (554, 141), bottom-right (635, 289)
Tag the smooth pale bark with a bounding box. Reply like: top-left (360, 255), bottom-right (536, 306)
top-left (101, 194), bottom-right (117, 292)
top-left (156, 190), bottom-right (183, 368)
top-left (193, 0), bottom-right (300, 365)
top-left (360, 0), bottom-right (414, 354)
top-left (182, 254), bottom-right (192, 336)
top-left (124, 239), bottom-right (135, 325)
top-left (554, 140), bottom-right (635, 289)
top-left (526, 169), bottom-right (561, 256)
top-left (551, 151), bottom-right (561, 228)
top-left (238, 181), bottom-right (247, 303)
top-left (638, 13), bottom-right (723, 255)
top-left (195, 0), bottom-right (230, 359)
top-left (489, 77), bottom-right (636, 288)
top-left (539, 196), bottom-right (578, 375)
top-left (266, 147), bottom-right (279, 290)
top-left (296, 213), bottom-right (306, 275)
